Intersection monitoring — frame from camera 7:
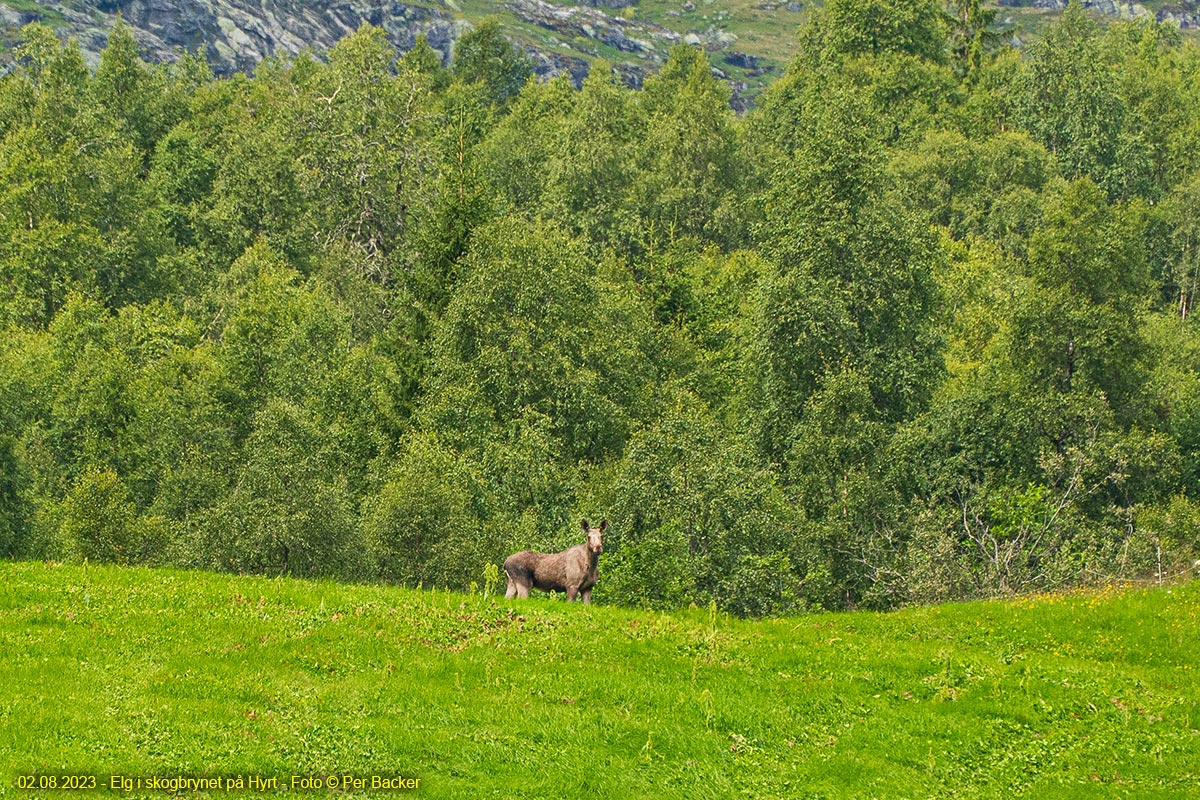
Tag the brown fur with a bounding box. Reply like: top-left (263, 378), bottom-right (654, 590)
top-left (504, 519), bottom-right (607, 603)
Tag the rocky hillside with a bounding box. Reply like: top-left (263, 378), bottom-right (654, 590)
top-left (1001, 0), bottom-right (1200, 28)
top-left (0, 0), bottom-right (468, 74)
top-left (1, 0), bottom-right (1197, 106)
top-left (0, 0), bottom-right (792, 105)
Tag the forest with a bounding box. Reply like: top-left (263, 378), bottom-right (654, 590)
top-left (1, 0), bottom-right (1199, 616)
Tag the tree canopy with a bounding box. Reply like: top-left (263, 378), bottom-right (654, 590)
top-left (2, 4), bottom-right (1199, 612)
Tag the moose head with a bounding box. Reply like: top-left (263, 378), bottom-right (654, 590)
top-left (582, 518), bottom-right (607, 555)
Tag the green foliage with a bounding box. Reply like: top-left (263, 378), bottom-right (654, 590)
top-left (3, 12), bottom-right (1200, 615)
top-left (543, 61), bottom-right (643, 251)
top-left (196, 398), bottom-right (362, 579)
top-left (803, 0), bottom-right (949, 65)
top-left (1012, 179), bottom-right (1150, 421)
top-left (91, 17), bottom-right (186, 158)
top-left (945, 0), bottom-right (1008, 80)
top-left (450, 18), bottom-right (532, 107)
top-left (1014, 1), bottom-right (1128, 193)
top-left (477, 76), bottom-right (573, 216)
top-left (57, 466), bottom-right (148, 565)
top-left (1134, 492), bottom-right (1200, 576)
top-left (676, 248), bottom-right (769, 413)
top-left (0, 417), bottom-right (30, 558)
top-left (889, 130), bottom-right (1056, 246)
top-left (423, 216), bottom-right (653, 462)
top-left (362, 432), bottom-right (484, 589)
top-left (751, 75), bottom-right (943, 462)
top-left (595, 391), bottom-right (806, 615)
top-left (210, 240), bottom-right (352, 422)
top-left (630, 47), bottom-right (743, 250)
top-left (404, 78), bottom-right (496, 317)
top-left (293, 26), bottom-right (436, 270)
top-left (1144, 313), bottom-right (1200, 484)
top-left (1151, 169), bottom-right (1200, 317)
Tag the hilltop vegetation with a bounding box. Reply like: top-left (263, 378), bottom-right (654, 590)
top-left (2, 562), bottom-right (1198, 798)
top-left (3, 1), bottom-right (1200, 615)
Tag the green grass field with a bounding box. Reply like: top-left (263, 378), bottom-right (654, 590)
top-left (2, 562), bottom-right (1197, 799)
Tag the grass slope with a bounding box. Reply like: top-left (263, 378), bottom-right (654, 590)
top-left (2, 562), bottom-right (1198, 799)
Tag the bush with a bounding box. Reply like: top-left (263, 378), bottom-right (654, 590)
top-left (362, 432), bottom-right (488, 590)
top-left (59, 466), bottom-right (144, 564)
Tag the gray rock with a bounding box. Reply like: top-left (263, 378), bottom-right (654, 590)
top-left (522, 44), bottom-right (589, 85)
top-left (723, 50), bottom-right (759, 69)
top-left (505, 0), bottom-right (678, 55)
top-left (1002, 0), bottom-right (1156, 12)
top-left (1158, 2), bottom-right (1200, 27)
top-left (723, 50), bottom-right (774, 75)
top-left (5, 0), bottom-right (464, 74)
top-left (577, 0), bottom-right (638, 8)
top-left (0, 5), bottom-right (31, 27)
top-left (613, 60), bottom-right (645, 88)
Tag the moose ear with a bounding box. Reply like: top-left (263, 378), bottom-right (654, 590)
top-left (581, 518), bottom-right (590, 531)
top-left (599, 519), bottom-right (608, 532)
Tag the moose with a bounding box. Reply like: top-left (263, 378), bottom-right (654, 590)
top-left (504, 519), bottom-right (607, 603)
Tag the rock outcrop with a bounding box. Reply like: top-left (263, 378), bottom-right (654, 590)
top-left (115, 0), bottom-right (465, 72)
top-left (997, 0), bottom-right (1200, 27)
top-left (505, 0), bottom-right (679, 57)
top-left (3, 0), bottom-right (756, 92)
top-left (2, 0), bottom-right (467, 71)
top-left (1157, 1), bottom-right (1200, 28)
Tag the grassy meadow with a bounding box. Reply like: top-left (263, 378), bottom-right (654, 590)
top-left (1, 561), bottom-right (1198, 799)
